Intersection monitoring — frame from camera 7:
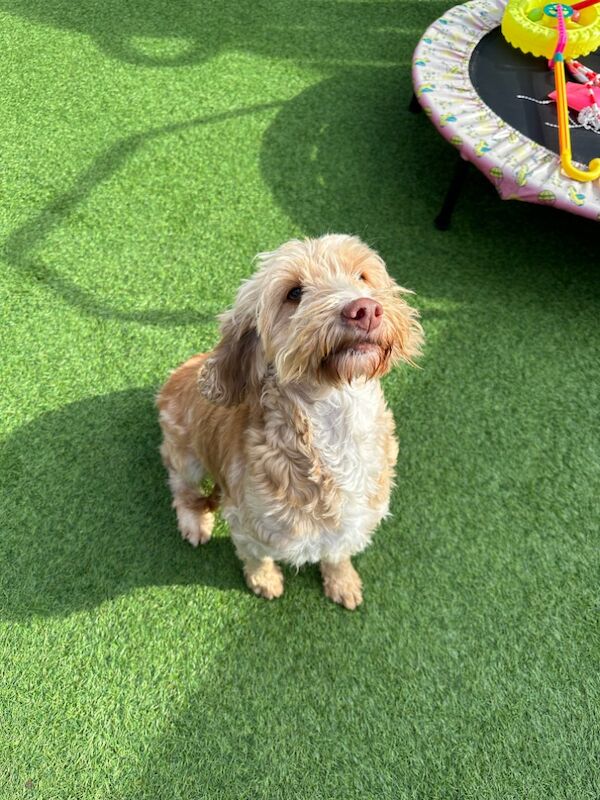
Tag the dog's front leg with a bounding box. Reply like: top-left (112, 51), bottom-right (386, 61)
top-left (228, 518), bottom-right (285, 601)
top-left (320, 558), bottom-right (363, 610)
top-left (243, 557), bottom-right (284, 600)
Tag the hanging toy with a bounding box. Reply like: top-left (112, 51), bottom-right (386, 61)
top-left (550, 4), bottom-right (600, 180)
top-left (546, 59), bottom-right (600, 129)
top-left (567, 59), bottom-right (600, 130)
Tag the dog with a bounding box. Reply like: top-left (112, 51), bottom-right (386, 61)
top-left (157, 234), bottom-right (423, 609)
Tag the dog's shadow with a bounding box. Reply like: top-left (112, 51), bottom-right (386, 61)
top-left (0, 388), bottom-right (250, 621)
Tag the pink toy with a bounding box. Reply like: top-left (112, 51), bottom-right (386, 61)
top-left (548, 82), bottom-right (600, 109)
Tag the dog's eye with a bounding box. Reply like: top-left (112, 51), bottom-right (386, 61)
top-left (359, 273), bottom-right (367, 282)
top-left (286, 287), bottom-right (303, 302)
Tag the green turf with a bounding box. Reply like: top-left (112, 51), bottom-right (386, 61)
top-left (1, 1), bottom-right (599, 798)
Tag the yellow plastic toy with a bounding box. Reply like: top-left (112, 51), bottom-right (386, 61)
top-left (502, 0), bottom-right (600, 59)
top-left (502, 1), bottom-right (600, 181)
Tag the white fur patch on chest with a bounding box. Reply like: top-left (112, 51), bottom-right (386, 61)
top-left (307, 381), bottom-right (384, 498)
top-left (226, 380), bottom-right (392, 567)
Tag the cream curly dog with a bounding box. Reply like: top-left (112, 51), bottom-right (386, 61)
top-left (157, 234), bottom-right (423, 609)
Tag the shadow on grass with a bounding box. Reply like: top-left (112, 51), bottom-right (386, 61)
top-left (2, 102), bottom-right (282, 328)
top-left (6, 65), bottom-right (598, 333)
top-left (0, 0), bottom-right (450, 67)
top-left (0, 388), bottom-right (246, 621)
top-left (259, 66), bottom-right (600, 301)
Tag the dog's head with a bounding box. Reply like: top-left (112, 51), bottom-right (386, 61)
top-left (198, 234), bottom-right (423, 405)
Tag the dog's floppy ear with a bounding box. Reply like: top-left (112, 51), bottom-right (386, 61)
top-left (198, 282), bottom-right (266, 406)
top-left (390, 286), bottom-right (424, 367)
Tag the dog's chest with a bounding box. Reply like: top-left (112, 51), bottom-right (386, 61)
top-left (233, 381), bottom-right (393, 566)
top-left (307, 382), bottom-right (384, 503)
top-left (283, 381), bottom-right (390, 563)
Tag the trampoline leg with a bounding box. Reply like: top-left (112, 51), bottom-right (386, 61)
top-left (408, 92), bottom-right (422, 113)
top-left (434, 157), bottom-right (470, 231)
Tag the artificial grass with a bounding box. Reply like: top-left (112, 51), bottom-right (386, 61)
top-left (0, 1), bottom-right (599, 798)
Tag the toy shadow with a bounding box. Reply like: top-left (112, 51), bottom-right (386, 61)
top-left (0, 388), bottom-right (246, 621)
top-left (2, 102), bottom-right (282, 328)
top-left (0, 0), bottom-right (450, 68)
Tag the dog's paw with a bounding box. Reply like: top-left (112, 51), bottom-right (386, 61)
top-left (324, 580), bottom-right (363, 610)
top-left (176, 507), bottom-right (214, 547)
top-left (244, 559), bottom-right (284, 600)
top-left (321, 561), bottom-right (363, 610)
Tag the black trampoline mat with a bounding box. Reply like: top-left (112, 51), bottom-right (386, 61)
top-left (469, 27), bottom-right (600, 164)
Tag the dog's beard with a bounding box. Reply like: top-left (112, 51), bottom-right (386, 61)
top-left (275, 327), bottom-right (393, 386)
top-left (320, 341), bottom-right (392, 384)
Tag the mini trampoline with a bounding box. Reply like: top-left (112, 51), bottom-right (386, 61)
top-left (412, 0), bottom-right (600, 224)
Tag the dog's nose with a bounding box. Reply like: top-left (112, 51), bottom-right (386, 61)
top-left (341, 298), bottom-right (383, 332)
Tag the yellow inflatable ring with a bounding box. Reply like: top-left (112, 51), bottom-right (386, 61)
top-left (502, 0), bottom-right (600, 59)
